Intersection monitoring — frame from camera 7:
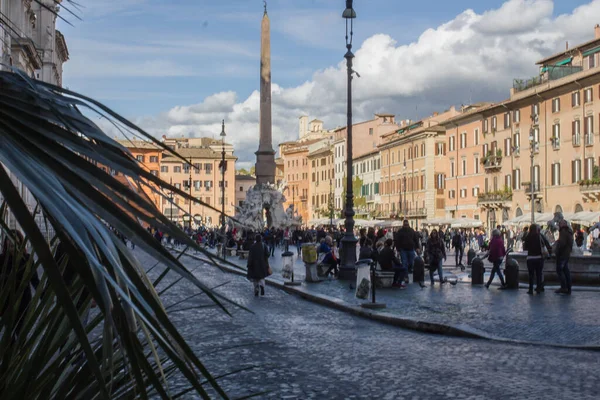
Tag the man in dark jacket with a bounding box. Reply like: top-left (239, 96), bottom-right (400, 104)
top-left (555, 220), bottom-right (574, 295)
top-left (247, 235), bottom-right (270, 296)
top-left (452, 229), bottom-right (464, 267)
top-left (394, 220), bottom-right (420, 273)
top-left (379, 239), bottom-right (406, 288)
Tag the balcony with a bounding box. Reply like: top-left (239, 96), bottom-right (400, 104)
top-left (482, 153), bottom-right (503, 171)
top-left (477, 191), bottom-right (513, 208)
top-left (579, 180), bottom-right (600, 202)
top-left (573, 134), bottom-right (581, 147)
top-left (585, 133), bottom-right (594, 147)
top-left (299, 195), bottom-right (308, 202)
top-left (366, 195), bottom-right (377, 202)
top-left (551, 137), bottom-right (560, 150)
top-left (513, 65), bottom-right (584, 93)
top-left (406, 208), bottom-right (427, 217)
top-left (522, 182), bottom-right (543, 199)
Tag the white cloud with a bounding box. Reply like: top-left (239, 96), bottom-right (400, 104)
top-left (109, 0), bottom-right (600, 166)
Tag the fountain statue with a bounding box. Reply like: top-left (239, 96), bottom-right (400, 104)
top-left (233, 181), bottom-right (301, 231)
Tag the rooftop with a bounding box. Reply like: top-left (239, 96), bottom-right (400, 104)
top-left (118, 139), bottom-right (163, 150)
top-left (161, 147), bottom-right (236, 161)
top-left (235, 175), bottom-right (256, 181)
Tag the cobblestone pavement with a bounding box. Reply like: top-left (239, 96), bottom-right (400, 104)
top-left (207, 245), bottom-right (600, 346)
top-left (138, 248), bottom-right (600, 399)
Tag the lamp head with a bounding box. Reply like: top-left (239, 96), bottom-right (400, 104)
top-left (220, 119), bottom-right (226, 138)
top-left (342, 0), bottom-right (356, 18)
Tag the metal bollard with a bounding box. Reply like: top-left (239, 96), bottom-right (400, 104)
top-left (471, 257), bottom-right (485, 285)
top-left (413, 255), bottom-right (425, 283)
top-left (504, 257), bottom-right (520, 289)
top-left (361, 260), bottom-right (386, 309)
top-left (467, 248), bottom-right (476, 266)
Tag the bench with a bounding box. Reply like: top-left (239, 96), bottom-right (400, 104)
top-left (226, 247), bottom-right (237, 257)
top-left (374, 269), bottom-right (395, 288)
top-left (238, 250), bottom-right (249, 260)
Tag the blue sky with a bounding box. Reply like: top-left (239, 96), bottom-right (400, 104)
top-left (58, 0), bottom-right (599, 168)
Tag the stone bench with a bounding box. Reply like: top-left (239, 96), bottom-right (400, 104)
top-left (238, 250), bottom-right (249, 260)
top-left (374, 269), bottom-right (395, 288)
top-left (226, 247), bottom-right (237, 257)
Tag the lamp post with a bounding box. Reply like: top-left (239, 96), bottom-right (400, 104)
top-left (529, 128), bottom-right (537, 224)
top-left (220, 120), bottom-right (227, 255)
top-left (329, 179), bottom-right (334, 229)
top-left (169, 177), bottom-right (174, 222)
top-left (339, 0), bottom-right (358, 280)
top-left (403, 158), bottom-right (407, 219)
top-left (188, 156), bottom-right (192, 230)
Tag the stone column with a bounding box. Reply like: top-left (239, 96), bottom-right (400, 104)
top-left (255, 7), bottom-right (276, 185)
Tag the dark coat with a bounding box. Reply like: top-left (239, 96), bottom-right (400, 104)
top-left (524, 232), bottom-right (551, 257)
top-left (394, 227), bottom-right (420, 252)
top-left (555, 226), bottom-right (574, 260)
top-left (358, 246), bottom-right (374, 261)
top-left (378, 246), bottom-right (402, 271)
top-left (247, 242), bottom-right (270, 280)
top-left (426, 238), bottom-right (446, 266)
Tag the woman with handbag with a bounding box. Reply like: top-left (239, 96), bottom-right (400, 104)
top-left (426, 229), bottom-right (446, 286)
top-left (523, 224), bottom-right (552, 295)
top-left (247, 234), bottom-right (271, 297)
top-left (485, 229), bottom-right (506, 289)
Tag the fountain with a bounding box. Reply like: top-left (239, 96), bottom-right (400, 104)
top-left (233, 182), bottom-right (301, 231)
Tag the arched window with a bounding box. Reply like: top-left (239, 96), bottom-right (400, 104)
top-left (515, 207), bottom-right (523, 217)
top-left (502, 209), bottom-right (509, 222)
top-left (555, 205), bottom-right (563, 214)
top-left (575, 204), bottom-right (584, 213)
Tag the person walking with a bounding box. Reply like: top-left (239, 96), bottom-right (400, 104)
top-left (394, 220), bottom-right (420, 273)
top-left (426, 229), bottom-right (446, 286)
top-left (247, 234), bottom-right (270, 297)
top-left (452, 229), bottom-right (464, 267)
top-left (523, 224), bottom-right (552, 295)
top-left (555, 220), bottom-right (574, 295)
top-left (485, 229), bottom-right (506, 289)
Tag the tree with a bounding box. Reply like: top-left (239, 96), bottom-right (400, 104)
top-left (340, 176), bottom-right (366, 216)
top-left (0, 69), bottom-right (240, 398)
top-left (236, 167), bottom-right (255, 176)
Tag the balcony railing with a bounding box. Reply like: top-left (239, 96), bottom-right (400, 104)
top-left (406, 208), bottom-right (427, 217)
top-left (477, 191), bottom-right (513, 207)
top-left (366, 195), bottom-right (376, 202)
top-left (483, 155), bottom-right (503, 170)
top-left (585, 133), bottom-right (594, 146)
top-left (573, 134), bottom-right (581, 147)
top-left (513, 65), bottom-right (584, 93)
top-left (580, 180), bottom-right (600, 200)
top-left (523, 182), bottom-right (542, 198)
top-left (551, 138), bottom-right (560, 150)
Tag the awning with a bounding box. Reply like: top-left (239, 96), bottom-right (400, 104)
top-left (541, 57), bottom-right (573, 72)
top-left (583, 46), bottom-right (600, 57)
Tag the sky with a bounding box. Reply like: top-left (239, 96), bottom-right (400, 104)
top-left (59, 0), bottom-right (599, 169)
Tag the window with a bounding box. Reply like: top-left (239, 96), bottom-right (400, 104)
top-left (572, 159), bottom-right (582, 183)
top-left (369, 128), bottom-right (374, 136)
top-left (449, 136), bottom-right (455, 152)
top-left (161, 166), bottom-right (169, 173)
top-left (183, 164), bottom-right (190, 174)
top-left (151, 170), bottom-right (158, 176)
top-left (532, 127), bottom-right (540, 145)
top-left (414, 145), bottom-right (419, 158)
top-left (551, 163), bottom-right (561, 186)
top-left (149, 155), bottom-right (159, 163)
top-left (584, 115), bottom-right (594, 136)
top-left (472, 187), bottom-right (479, 197)
top-left (174, 183), bottom-right (181, 190)
top-left (531, 103), bottom-right (540, 117)
top-left (552, 98), bottom-right (560, 113)
top-left (174, 166), bottom-right (181, 173)
top-left (513, 109), bottom-right (520, 123)
top-left (474, 157), bottom-right (480, 174)
top-left (193, 163), bottom-right (201, 173)
top-left (552, 123), bottom-right (560, 149)
top-left (585, 88), bottom-right (594, 103)
top-left (450, 160), bottom-right (455, 178)
top-left (460, 133), bottom-right (467, 149)
top-left (436, 142), bottom-right (446, 155)
top-left (474, 128), bottom-right (479, 145)
top-left (435, 174), bottom-right (446, 189)
top-left (491, 116), bottom-right (497, 131)
top-left (505, 174), bottom-right (512, 190)
top-left (503, 112), bottom-right (511, 129)
top-left (504, 138), bottom-right (512, 157)
top-left (572, 91), bottom-right (581, 107)
top-left (513, 132), bottom-right (521, 153)
top-left (482, 144), bottom-right (489, 156)
top-left (461, 159), bottom-right (466, 176)
top-left (421, 143), bottom-right (426, 157)
top-left (205, 163), bottom-right (212, 173)
top-left (448, 190), bottom-right (456, 199)
top-left (136, 155), bottom-right (144, 162)
top-left (589, 55), bottom-right (596, 69)
top-left (460, 188), bottom-right (467, 198)
top-left (512, 169), bottom-right (521, 190)
top-left (585, 157), bottom-right (595, 180)
top-left (483, 119), bottom-right (489, 133)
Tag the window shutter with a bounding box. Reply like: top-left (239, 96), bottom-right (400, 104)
top-left (573, 120), bottom-right (577, 135)
top-left (551, 165), bottom-right (555, 185)
top-left (443, 143), bottom-right (447, 155)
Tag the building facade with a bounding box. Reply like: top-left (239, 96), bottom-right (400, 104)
top-left (307, 143), bottom-right (334, 223)
top-left (117, 140), bottom-right (162, 210)
top-left (235, 174), bottom-right (255, 208)
top-left (353, 149), bottom-right (381, 218)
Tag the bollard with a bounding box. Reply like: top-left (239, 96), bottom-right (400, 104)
top-left (467, 248), bottom-right (476, 266)
top-left (360, 260), bottom-right (386, 309)
top-left (471, 257), bottom-right (485, 285)
top-left (504, 257), bottom-right (520, 289)
top-left (413, 255), bottom-right (425, 284)
top-left (282, 251), bottom-right (301, 286)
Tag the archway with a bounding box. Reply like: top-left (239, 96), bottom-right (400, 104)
top-left (502, 208), bottom-right (509, 222)
top-left (515, 207), bottom-right (523, 218)
top-left (575, 204), bottom-right (584, 213)
top-left (535, 202), bottom-right (543, 213)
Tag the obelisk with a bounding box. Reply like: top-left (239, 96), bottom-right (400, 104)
top-left (255, 2), bottom-right (276, 185)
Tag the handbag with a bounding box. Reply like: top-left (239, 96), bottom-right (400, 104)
top-left (540, 236), bottom-right (549, 258)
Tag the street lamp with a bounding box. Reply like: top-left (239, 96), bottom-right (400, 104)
top-left (403, 158), bottom-right (407, 219)
top-left (339, 0), bottom-right (358, 280)
top-left (329, 179), bottom-right (334, 229)
top-left (220, 120), bottom-right (227, 255)
top-left (188, 156), bottom-right (192, 230)
top-left (528, 128), bottom-right (537, 224)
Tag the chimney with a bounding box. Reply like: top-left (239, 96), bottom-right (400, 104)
top-left (595, 24), bottom-right (600, 39)
top-left (433, 112), bottom-right (439, 117)
top-left (566, 41), bottom-right (569, 51)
